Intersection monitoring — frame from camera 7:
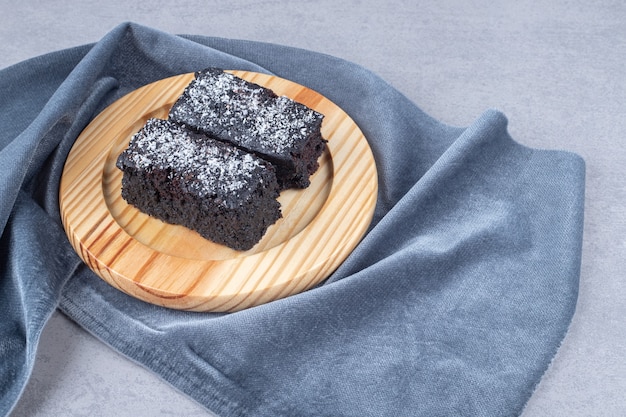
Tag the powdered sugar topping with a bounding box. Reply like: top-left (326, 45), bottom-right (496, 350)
top-left (169, 69), bottom-right (323, 156)
top-left (124, 119), bottom-right (265, 199)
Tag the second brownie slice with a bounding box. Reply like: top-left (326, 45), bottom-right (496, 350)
top-left (168, 68), bottom-right (326, 190)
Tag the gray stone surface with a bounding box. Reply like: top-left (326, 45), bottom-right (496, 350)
top-left (2, 1), bottom-right (624, 415)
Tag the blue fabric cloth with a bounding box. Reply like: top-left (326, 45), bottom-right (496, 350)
top-left (0, 23), bottom-right (585, 416)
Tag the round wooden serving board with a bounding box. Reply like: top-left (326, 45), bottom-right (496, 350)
top-left (59, 70), bottom-right (377, 312)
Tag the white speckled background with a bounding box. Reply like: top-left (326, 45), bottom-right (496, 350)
top-left (2, 1), bottom-right (625, 415)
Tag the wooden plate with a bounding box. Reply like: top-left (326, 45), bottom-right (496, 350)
top-left (59, 71), bottom-right (377, 312)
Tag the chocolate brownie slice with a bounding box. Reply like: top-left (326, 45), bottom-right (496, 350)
top-left (116, 118), bottom-right (282, 251)
top-left (168, 68), bottom-right (326, 189)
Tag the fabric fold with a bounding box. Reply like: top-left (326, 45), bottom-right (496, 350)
top-left (1, 22), bottom-right (585, 417)
top-left (0, 192), bottom-right (82, 415)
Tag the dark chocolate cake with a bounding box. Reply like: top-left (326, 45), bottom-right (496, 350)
top-left (168, 68), bottom-right (326, 189)
top-left (116, 118), bottom-right (282, 251)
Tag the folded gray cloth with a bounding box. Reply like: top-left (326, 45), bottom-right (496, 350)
top-left (0, 23), bottom-right (585, 416)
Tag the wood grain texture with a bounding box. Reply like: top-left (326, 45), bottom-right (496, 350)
top-left (59, 71), bottom-right (377, 312)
